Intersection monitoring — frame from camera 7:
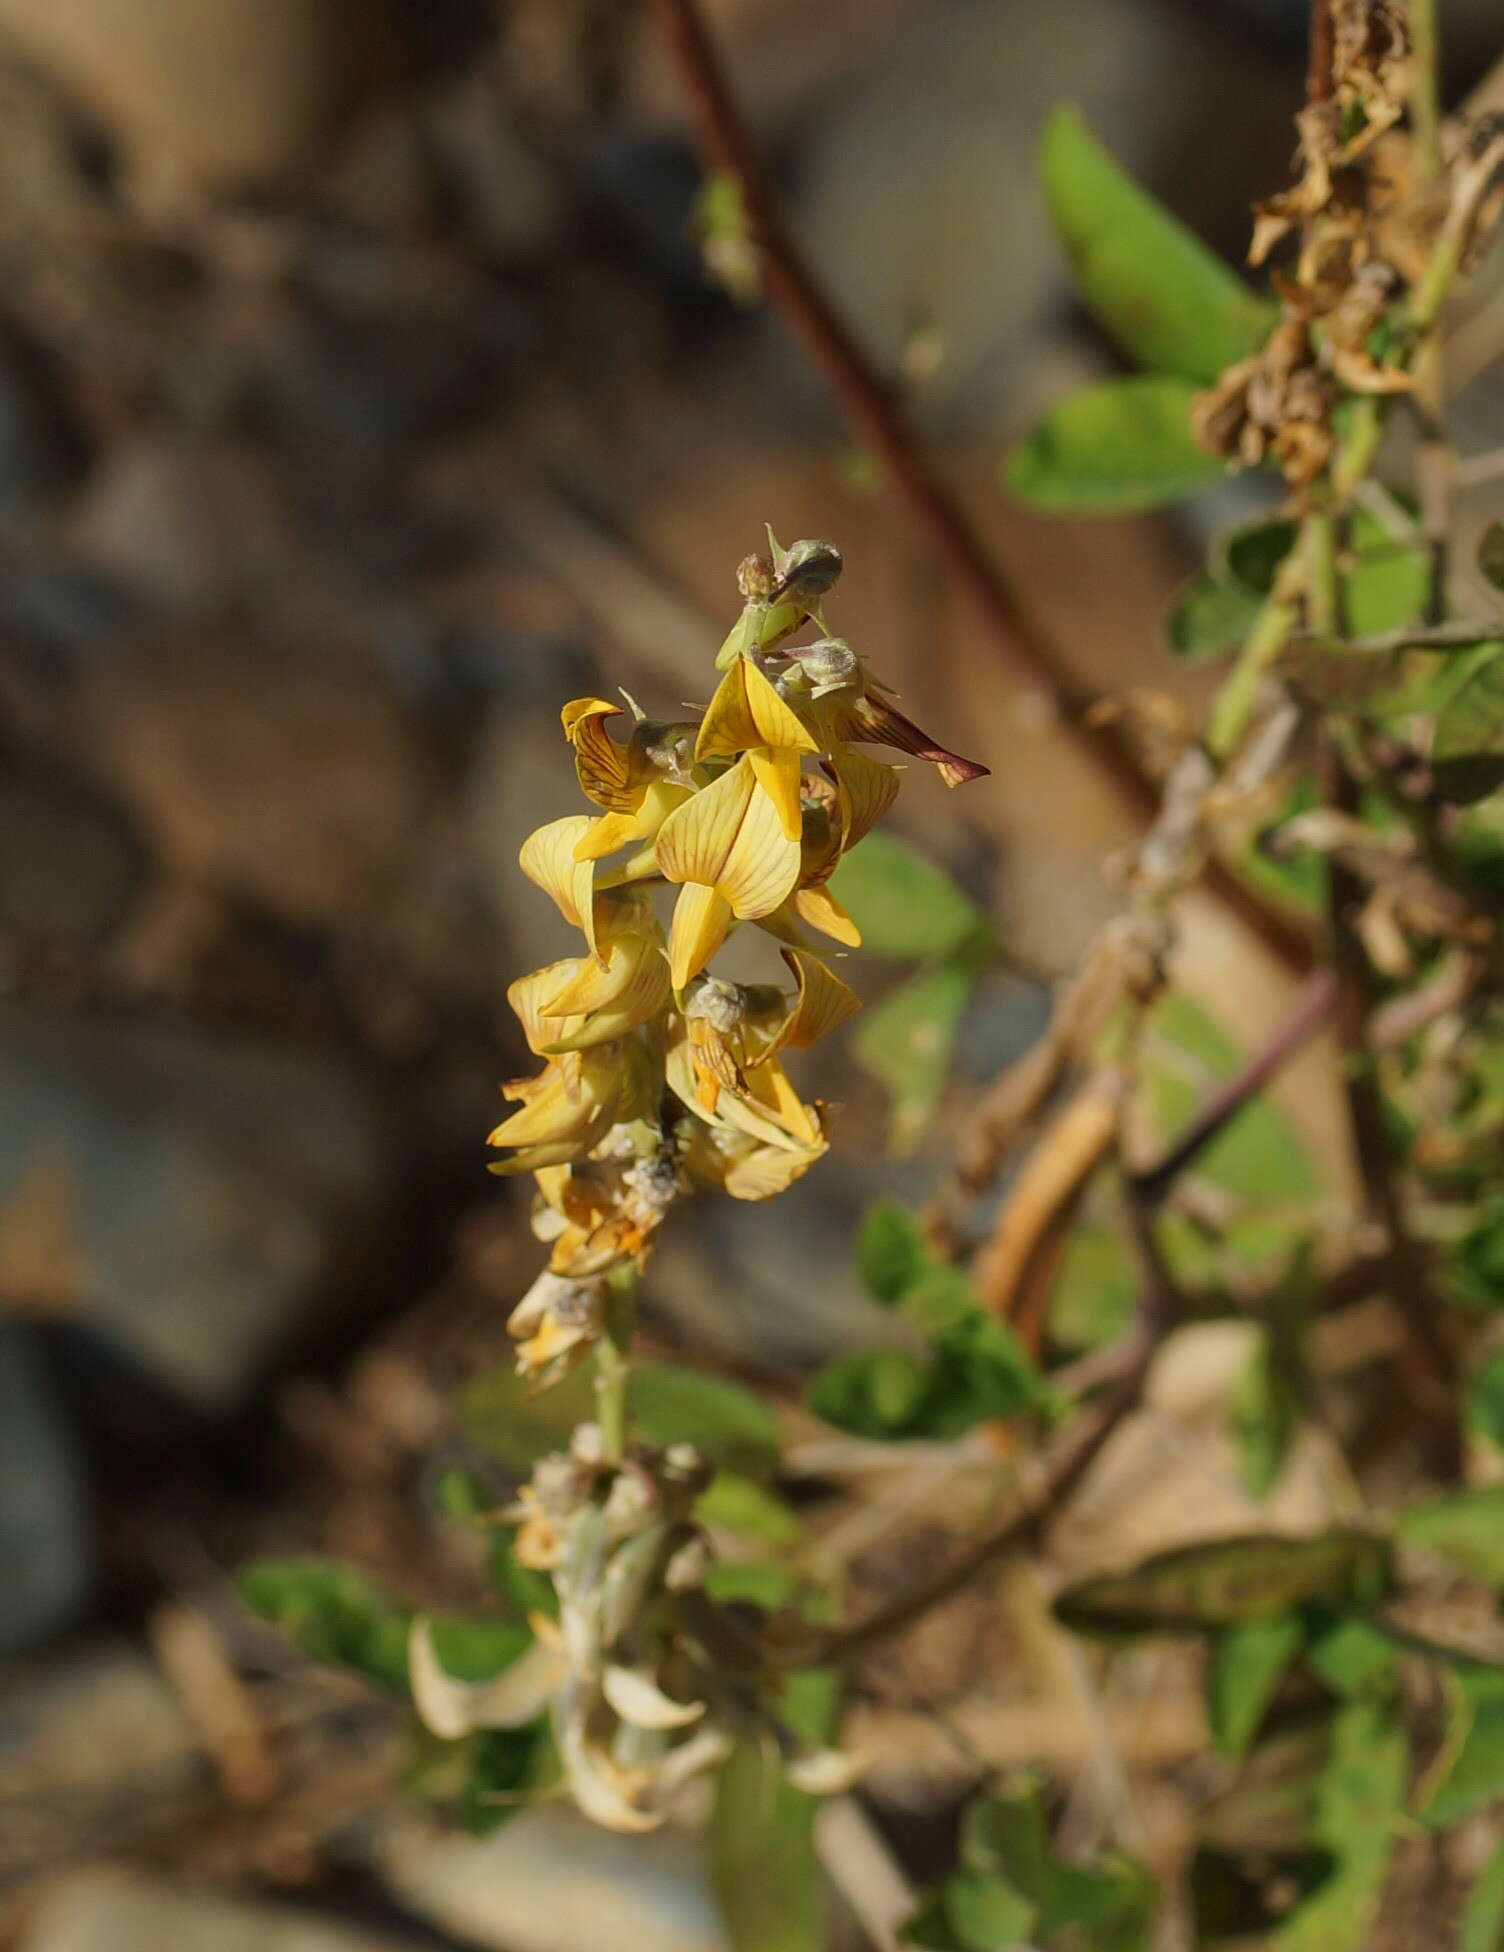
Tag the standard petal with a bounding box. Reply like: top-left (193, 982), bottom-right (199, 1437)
top-left (562, 698), bottom-right (636, 809)
top-left (748, 745), bottom-right (806, 843)
top-left (668, 883), bottom-right (734, 990)
top-left (717, 776), bottom-right (802, 920)
top-left (655, 759), bottom-right (755, 888)
top-left (696, 659), bottom-right (817, 763)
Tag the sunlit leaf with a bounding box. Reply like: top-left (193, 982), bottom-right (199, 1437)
top-left (1056, 1533), bottom-right (1391, 1636)
top-left (1039, 105), bottom-right (1275, 382)
top-left (1434, 645), bottom-right (1504, 803)
top-left (696, 1471), bottom-right (803, 1547)
top-left (1209, 1615), bottom-right (1306, 1758)
top-left (856, 1198), bottom-right (934, 1305)
top-left (1005, 375), bottom-right (1228, 512)
top-left (852, 950), bottom-right (987, 1155)
top-left (1272, 1702), bottom-right (1406, 1950)
top-left (1460, 1841), bottom-right (1504, 1952)
top-left (1396, 1485), bottom-right (1504, 1585)
top-left (239, 1558), bottom-right (412, 1695)
top-left (828, 832), bottom-right (983, 960)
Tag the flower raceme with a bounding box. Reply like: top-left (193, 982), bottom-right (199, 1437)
top-left (492, 535), bottom-right (987, 1382)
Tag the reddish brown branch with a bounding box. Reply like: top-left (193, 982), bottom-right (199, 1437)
top-left (1308, 0), bottom-right (1336, 104)
top-left (647, 0), bottom-right (1311, 971)
top-left (1132, 968), bottom-right (1338, 1208)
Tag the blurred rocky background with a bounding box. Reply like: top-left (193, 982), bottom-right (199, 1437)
top-left (1, 2), bottom-right (1502, 1948)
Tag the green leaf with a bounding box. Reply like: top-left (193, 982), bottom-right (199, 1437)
top-left (1216, 508), bottom-right (1430, 638)
top-left (947, 1781), bottom-right (1153, 1951)
top-left (1396, 1485), bottom-right (1504, 1585)
top-left (488, 1531), bottom-right (558, 1621)
top-left (424, 1615), bottom-right (534, 1683)
top-left (808, 1346), bottom-right (931, 1440)
top-left (857, 1198), bottom-right (934, 1304)
top-left (1478, 520), bottom-right (1504, 593)
top-left (711, 1683), bottom-right (833, 1952)
top-left (1209, 1615), bottom-right (1306, 1757)
top-left (704, 1559), bottom-right (799, 1611)
top-left (239, 1558), bottom-right (412, 1695)
top-left (1005, 375), bottom-right (1228, 512)
top-left (904, 1874), bottom-right (1037, 1951)
top-left (1434, 646), bottom-right (1504, 803)
top-left (1461, 1841), bottom-right (1504, 1952)
top-left (1303, 1616), bottom-right (1402, 1700)
top-left (1417, 1670), bottom-right (1504, 1828)
top-left (828, 832), bottom-right (982, 961)
top-left (1143, 992), bottom-right (1317, 1202)
top-left (898, 1265), bottom-right (981, 1336)
top-left (1272, 1702), bottom-right (1407, 1951)
top-left (1469, 1347), bottom-right (1504, 1451)
top-left (1049, 1225), bottom-right (1138, 1355)
top-left (1055, 1533), bottom-right (1391, 1637)
top-left (852, 951), bottom-right (985, 1156)
top-left (1236, 1326), bottom-right (1302, 1498)
top-left (806, 1312), bottom-right (1046, 1443)
top-left (449, 1726), bottom-right (551, 1836)
top-left (1452, 1196), bottom-right (1504, 1310)
top-left (696, 1471), bottom-right (803, 1547)
top-left (1167, 572), bottom-right (1263, 662)
top-left (627, 1362), bottom-right (781, 1473)
top-left (1039, 105), bottom-right (1275, 382)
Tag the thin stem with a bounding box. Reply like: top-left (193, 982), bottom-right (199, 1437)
top-left (1207, 556), bottom-right (1305, 758)
top-left (806, 1321), bottom-right (1159, 1666)
top-left (1130, 969), bottom-right (1339, 1208)
top-left (1292, 618), bottom-right (1501, 656)
top-left (1408, 0), bottom-right (1444, 184)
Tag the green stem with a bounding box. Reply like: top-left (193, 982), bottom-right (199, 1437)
top-left (1207, 557), bottom-right (1304, 759)
top-left (1408, 0), bottom-right (1443, 184)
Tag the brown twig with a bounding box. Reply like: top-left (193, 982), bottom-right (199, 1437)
top-left (1307, 0), bottom-right (1336, 104)
top-left (1317, 728), bottom-right (1457, 1421)
top-left (803, 1318), bottom-right (1158, 1666)
top-left (647, 0), bottom-right (1312, 975)
top-left (1131, 968), bottom-right (1339, 1208)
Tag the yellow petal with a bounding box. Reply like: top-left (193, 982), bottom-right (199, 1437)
top-left (827, 745), bottom-right (900, 851)
top-left (562, 698), bottom-right (635, 809)
top-left (773, 949), bottom-right (861, 1050)
top-left (717, 775), bottom-right (801, 920)
top-left (520, 816), bottom-right (598, 956)
top-left (723, 1135), bottom-right (827, 1200)
top-left (487, 1060), bottom-right (616, 1153)
top-left (749, 745), bottom-right (805, 843)
top-left (509, 961), bottom-right (587, 1053)
top-left (655, 759), bottom-right (755, 887)
top-left (792, 883), bottom-right (862, 947)
top-left (572, 782), bottom-right (690, 862)
top-left (668, 882), bottom-right (734, 990)
top-left (743, 1057), bottom-right (820, 1147)
top-left (541, 936), bottom-right (670, 1049)
top-left (696, 659), bottom-right (818, 763)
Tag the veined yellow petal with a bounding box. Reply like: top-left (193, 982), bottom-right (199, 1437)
top-left (541, 933), bottom-right (661, 1015)
top-left (562, 698), bottom-right (635, 809)
top-left (572, 781), bottom-right (691, 862)
top-left (744, 1058), bottom-right (821, 1147)
top-left (520, 816), bottom-right (598, 956)
top-left (655, 758), bottom-right (754, 888)
top-left (723, 1134), bottom-right (827, 1200)
top-left (668, 882), bottom-right (734, 990)
top-left (696, 658), bottom-right (819, 763)
top-left (773, 949), bottom-right (861, 1051)
top-left (509, 962), bottom-right (587, 1054)
top-left (717, 773), bottom-right (801, 920)
top-left (827, 745), bottom-right (901, 852)
top-left (792, 883), bottom-right (861, 948)
top-left (541, 939), bottom-right (670, 1050)
top-left (749, 746), bottom-right (805, 843)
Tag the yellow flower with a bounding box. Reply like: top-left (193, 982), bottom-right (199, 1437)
top-left (562, 699), bottom-right (696, 862)
top-left (695, 656), bottom-right (819, 842)
top-left (654, 756), bottom-right (802, 988)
